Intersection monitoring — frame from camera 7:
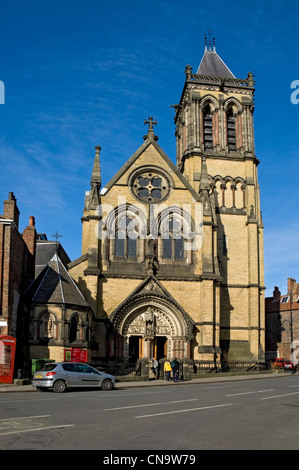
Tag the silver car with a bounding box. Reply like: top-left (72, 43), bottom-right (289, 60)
top-left (32, 362), bottom-right (116, 393)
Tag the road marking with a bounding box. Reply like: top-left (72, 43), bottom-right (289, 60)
top-left (0, 424), bottom-right (74, 436)
top-left (0, 415), bottom-right (51, 421)
top-left (0, 398), bottom-right (58, 404)
top-left (0, 415), bottom-right (74, 436)
top-left (226, 389), bottom-right (274, 397)
top-left (135, 403), bottom-right (232, 418)
top-left (261, 391), bottom-right (299, 400)
top-left (0, 399), bottom-right (26, 403)
top-left (105, 398), bottom-right (199, 411)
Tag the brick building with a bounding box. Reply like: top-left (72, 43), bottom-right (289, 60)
top-left (265, 278), bottom-right (299, 363)
top-left (0, 192), bottom-right (36, 371)
top-left (0, 193), bottom-right (90, 376)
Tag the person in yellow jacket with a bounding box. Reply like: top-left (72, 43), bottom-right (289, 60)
top-left (164, 359), bottom-right (172, 381)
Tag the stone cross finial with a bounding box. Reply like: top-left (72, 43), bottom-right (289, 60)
top-left (144, 116), bottom-right (157, 132)
top-left (51, 231), bottom-right (62, 251)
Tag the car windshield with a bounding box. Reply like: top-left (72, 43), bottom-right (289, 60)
top-left (41, 364), bottom-right (57, 371)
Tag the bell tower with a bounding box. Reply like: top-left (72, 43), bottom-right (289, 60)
top-left (174, 36), bottom-right (256, 179)
top-left (173, 36), bottom-right (265, 361)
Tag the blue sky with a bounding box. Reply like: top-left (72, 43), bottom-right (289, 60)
top-left (0, 0), bottom-right (298, 295)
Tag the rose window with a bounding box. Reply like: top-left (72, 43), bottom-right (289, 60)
top-left (129, 168), bottom-right (171, 203)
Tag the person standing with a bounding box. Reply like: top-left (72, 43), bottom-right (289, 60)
top-left (171, 357), bottom-right (179, 382)
top-left (164, 359), bottom-right (172, 381)
top-left (152, 358), bottom-right (159, 379)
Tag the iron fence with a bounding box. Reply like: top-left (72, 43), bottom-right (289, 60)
top-left (193, 360), bottom-right (271, 374)
top-left (92, 358), bottom-right (271, 378)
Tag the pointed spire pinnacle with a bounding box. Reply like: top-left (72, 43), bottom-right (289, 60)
top-left (91, 145), bottom-right (101, 186)
top-left (88, 145), bottom-right (101, 208)
top-left (199, 155), bottom-right (210, 192)
top-left (198, 155), bottom-right (214, 217)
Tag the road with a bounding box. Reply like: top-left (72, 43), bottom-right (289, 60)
top-left (0, 374), bottom-right (299, 452)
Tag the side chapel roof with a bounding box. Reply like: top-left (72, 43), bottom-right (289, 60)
top-left (27, 253), bottom-right (88, 307)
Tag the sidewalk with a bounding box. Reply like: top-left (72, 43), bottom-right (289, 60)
top-left (0, 372), bottom-right (289, 393)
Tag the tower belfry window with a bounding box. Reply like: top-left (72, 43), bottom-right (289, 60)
top-left (203, 105), bottom-right (213, 149)
top-left (227, 109), bottom-right (236, 150)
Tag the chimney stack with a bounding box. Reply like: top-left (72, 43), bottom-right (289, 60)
top-left (3, 192), bottom-right (20, 229)
top-left (273, 286), bottom-right (281, 301)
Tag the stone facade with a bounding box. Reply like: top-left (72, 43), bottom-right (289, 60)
top-left (69, 44), bottom-right (265, 365)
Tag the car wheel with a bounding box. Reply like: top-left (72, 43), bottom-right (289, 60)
top-left (101, 379), bottom-right (113, 391)
top-left (53, 380), bottom-right (67, 393)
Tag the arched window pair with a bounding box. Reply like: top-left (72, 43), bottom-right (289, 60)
top-left (203, 104), bottom-right (237, 151)
top-left (107, 206), bottom-right (194, 263)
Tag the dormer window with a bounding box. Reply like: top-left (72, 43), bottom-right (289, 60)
top-left (203, 105), bottom-right (213, 149)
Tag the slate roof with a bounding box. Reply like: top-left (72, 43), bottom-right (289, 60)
top-left (35, 241), bottom-right (71, 277)
top-left (197, 47), bottom-right (235, 78)
top-left (265, 296), bottom-right (299, 313)
top-left (27, 253), bottom-right (88, 307)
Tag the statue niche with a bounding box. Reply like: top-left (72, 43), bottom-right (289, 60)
top-left (41, 313), bottom-right (55, 340)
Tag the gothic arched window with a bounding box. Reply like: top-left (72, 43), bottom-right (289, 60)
top-left (160, 212), bottom-right (188, 261)
top-left (158, 207), bottom-right (196, 265)
top-left (203, 105), bottom-right (213, 149)
top-left (105, 205), bottom-right (147, 263)
top-left (70, 314), bottom-right (79, 343)
top-left (226, 108), bottom-right (236, 150)
top-left (115, 215), bottom-right (137, 258)
top-left (162, 217), bottom-right (184, 260)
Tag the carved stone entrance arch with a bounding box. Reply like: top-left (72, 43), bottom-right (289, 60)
top-left (110, 293), bottom-right (194, 360)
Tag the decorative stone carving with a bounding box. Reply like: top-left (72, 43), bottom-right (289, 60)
top-left (42, 314), bottom-right (55, 339)
top-left (123, 306), bottom-right (173, 337)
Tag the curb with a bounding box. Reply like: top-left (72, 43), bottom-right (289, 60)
top-left (0, 372), bottom-right (290, 393)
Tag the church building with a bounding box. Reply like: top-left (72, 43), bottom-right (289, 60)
top-left (68, 39), bottom-right (265, 366)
